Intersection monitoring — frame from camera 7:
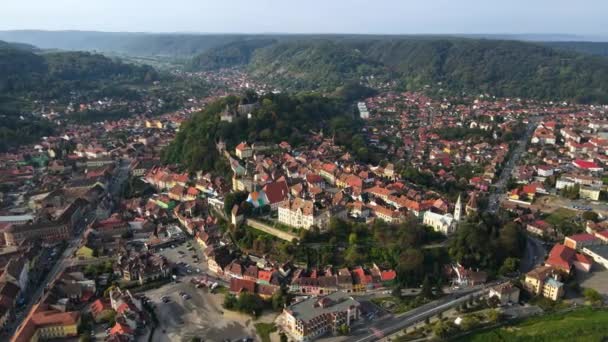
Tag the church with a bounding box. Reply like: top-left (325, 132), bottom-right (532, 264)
top-left (422, 194), bottom-right (463, 235)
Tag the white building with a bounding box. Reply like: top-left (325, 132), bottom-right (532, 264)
top-left (422, 195), bottom-right (462, 235)
top-left (278, 198), bottom-right (330, 230)
top-left (357, 102), bottom-right (370, 119)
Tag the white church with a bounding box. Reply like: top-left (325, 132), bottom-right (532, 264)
top-left (423, 195), bottom-right (462, 235)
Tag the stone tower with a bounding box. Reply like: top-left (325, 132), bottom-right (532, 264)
top-left (454, 194), bottom-right (463, 222)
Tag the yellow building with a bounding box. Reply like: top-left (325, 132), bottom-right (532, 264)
top-left (524, 266), bottom-right (564, 301)
top-left (14, 309), bottom-right (80, 342)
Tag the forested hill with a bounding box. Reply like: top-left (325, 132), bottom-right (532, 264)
top-left (186, 39), bottom-right (276, 71)
top-left (162, 92), bottom-right (370, 172)
top-left (0, 42), bottom-right (157, 97)
top-left (542, 41), bottom-right (608, 57)
top-left (189, 38), bottom-right (608, 103)
top-left (0, 41), bottom-right (158, 151)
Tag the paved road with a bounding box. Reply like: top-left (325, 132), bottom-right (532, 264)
top-left (488, 118), bottom-right (541, 213)
top-left (347, 284), bottom-right (496, 342)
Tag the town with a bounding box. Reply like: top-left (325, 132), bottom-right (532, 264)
top-left (1, 57), bottom-right (608, 342)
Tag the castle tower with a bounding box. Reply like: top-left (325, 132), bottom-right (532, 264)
top-left (454, 194), bottom-right (463, 222)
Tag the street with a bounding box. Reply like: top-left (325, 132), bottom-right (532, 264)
top-left (6, 158), bottom-right (130, 337)
top-left (334, 284), bottom-right (497, 342)
top-left (488, 117), bottom-right (541, 213)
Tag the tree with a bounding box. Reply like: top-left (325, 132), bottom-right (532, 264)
top-left (224, 191), bottom-right (249, 216)
top-left (420, 276), bottom-right (433, 299)
top-left (583, 288), bottom-right (603, 304)
top-left (338, 324), bottom-right (350, 335)
top-left (433, 321), bottom-right (458, 339)
top-left (486, 309), bottom-right (501, 323)
top-left (499, 257), bottom-right (520, 275)
top-left (582, 211), bottom-right (599, 222)
top-left (223, 294), bottom-right (237, 310)
top-left (488, 295), bottom-right (501, 308)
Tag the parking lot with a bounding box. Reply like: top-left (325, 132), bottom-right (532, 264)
top-left (145, 280), bottom-right (258, 342)
top-left (156, 239), bottom-right (209, 278)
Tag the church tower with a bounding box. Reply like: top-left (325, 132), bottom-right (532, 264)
top-left (454, 194), bottom-right (463, 222)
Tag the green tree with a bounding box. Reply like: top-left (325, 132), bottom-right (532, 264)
top-left (582, 211), bottom-right (599, 222)
top-left (499, 257), bottom-right (520, 275)
top-left (583, 288), bottom-right (603, 304)
top-left (224, 191), bottom-right (249, 215)
top-left (420, 276), bottom-right (434, 299)
top-left (223, 293), bottom-right (237, 310)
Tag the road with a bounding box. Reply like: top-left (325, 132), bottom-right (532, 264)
top-left (346, 284), bottom-right (495, 342)
top-left (7, 158), bottom-right (130, 337)
top-left (487, 118), bottom-right (540, 213)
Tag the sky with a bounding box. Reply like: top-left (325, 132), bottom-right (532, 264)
top-left (2, 0), bottom-right (608, 36)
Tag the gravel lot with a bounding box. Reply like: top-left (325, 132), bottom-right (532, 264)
top-left (146, 280), bottom-right (258, 342)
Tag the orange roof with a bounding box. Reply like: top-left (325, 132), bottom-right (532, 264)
top-left (31, 310), bottom-right (80, 327)
top-left (110, 322), bottom-right (134, 336)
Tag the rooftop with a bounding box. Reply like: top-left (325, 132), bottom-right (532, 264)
top-left (286, 291), bottom-right (359, 323)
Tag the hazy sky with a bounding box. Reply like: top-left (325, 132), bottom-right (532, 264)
top-left (2, 0), bottom-right (607, 35)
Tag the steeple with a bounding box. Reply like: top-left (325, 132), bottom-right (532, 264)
top-left (454, 194), bottom-right (463, 222)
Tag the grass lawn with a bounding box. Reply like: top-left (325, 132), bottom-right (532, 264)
top-left (545, 208), bottom-right (577, 226)
top-left (254, 322), bottom-right (277, 342)
top-left (458, 308), bottom-right (608, 342)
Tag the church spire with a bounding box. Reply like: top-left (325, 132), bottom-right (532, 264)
top-left (454, 194), bottom-right (463, 222)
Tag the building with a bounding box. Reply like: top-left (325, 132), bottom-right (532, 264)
top-left (524, 266), bottom-right (564, 301)
top-left (582, 244), bottom-right (608, 269)
top-left (278, 198), bottom-right (330, 230)
top-left (4, 221), bottom-right (71, 246)
top-left (545, 243), bottom-right (593, 274)
top-left (422, 195), bottom-right (462, 235)
top-left (357, 102), bottom-right (370, 119)
top-left (423, 211), bottom-right (455, 235)
top-left (579, 185), bottom-right (601, 201)
top-left (488, 283), bottom-right (520, 306)
top-left (283, 291), bottom-right (360, 341)
top-left (526, 220), bottom-right (554, 237)
top-left (564, 234), bottom-right (601, 251)
top-left (12, 307), bottom-right (80, 342)
top-left (235, 142), bottom-right (253, 159)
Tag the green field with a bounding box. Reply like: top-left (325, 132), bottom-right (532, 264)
top-left (458, 308), bottom-right (608, 342)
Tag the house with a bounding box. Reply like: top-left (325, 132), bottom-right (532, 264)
top-left (564, 234), bottom-right (601, 251)
top-left (488, 283), bottom-right (520, 306)
top-left (524, 265), bottom-right (564, 301)
top-left (282, 292), bottom-right (360, 341)
top-left (526, 220), bottom-right (555, 237)
top-left (235, 142), bottom-right (253, 159)
top-left (90, 299), bottom-right (114, 322)
top-left (573, 159), bottom-right (603, 172)
top-left (545, 243), bottom-right (593, 273)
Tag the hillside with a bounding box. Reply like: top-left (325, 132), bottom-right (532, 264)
top-left (243, 38), bottom-right (608, 103)
top-left (0, 42), bottom-right (159, 151)
top-left (162, 92), bottom-right (367, 172)
top-left (187, 39), bottom-right (276, 70)
top-left (543, 41), bottom-right (608, 57)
